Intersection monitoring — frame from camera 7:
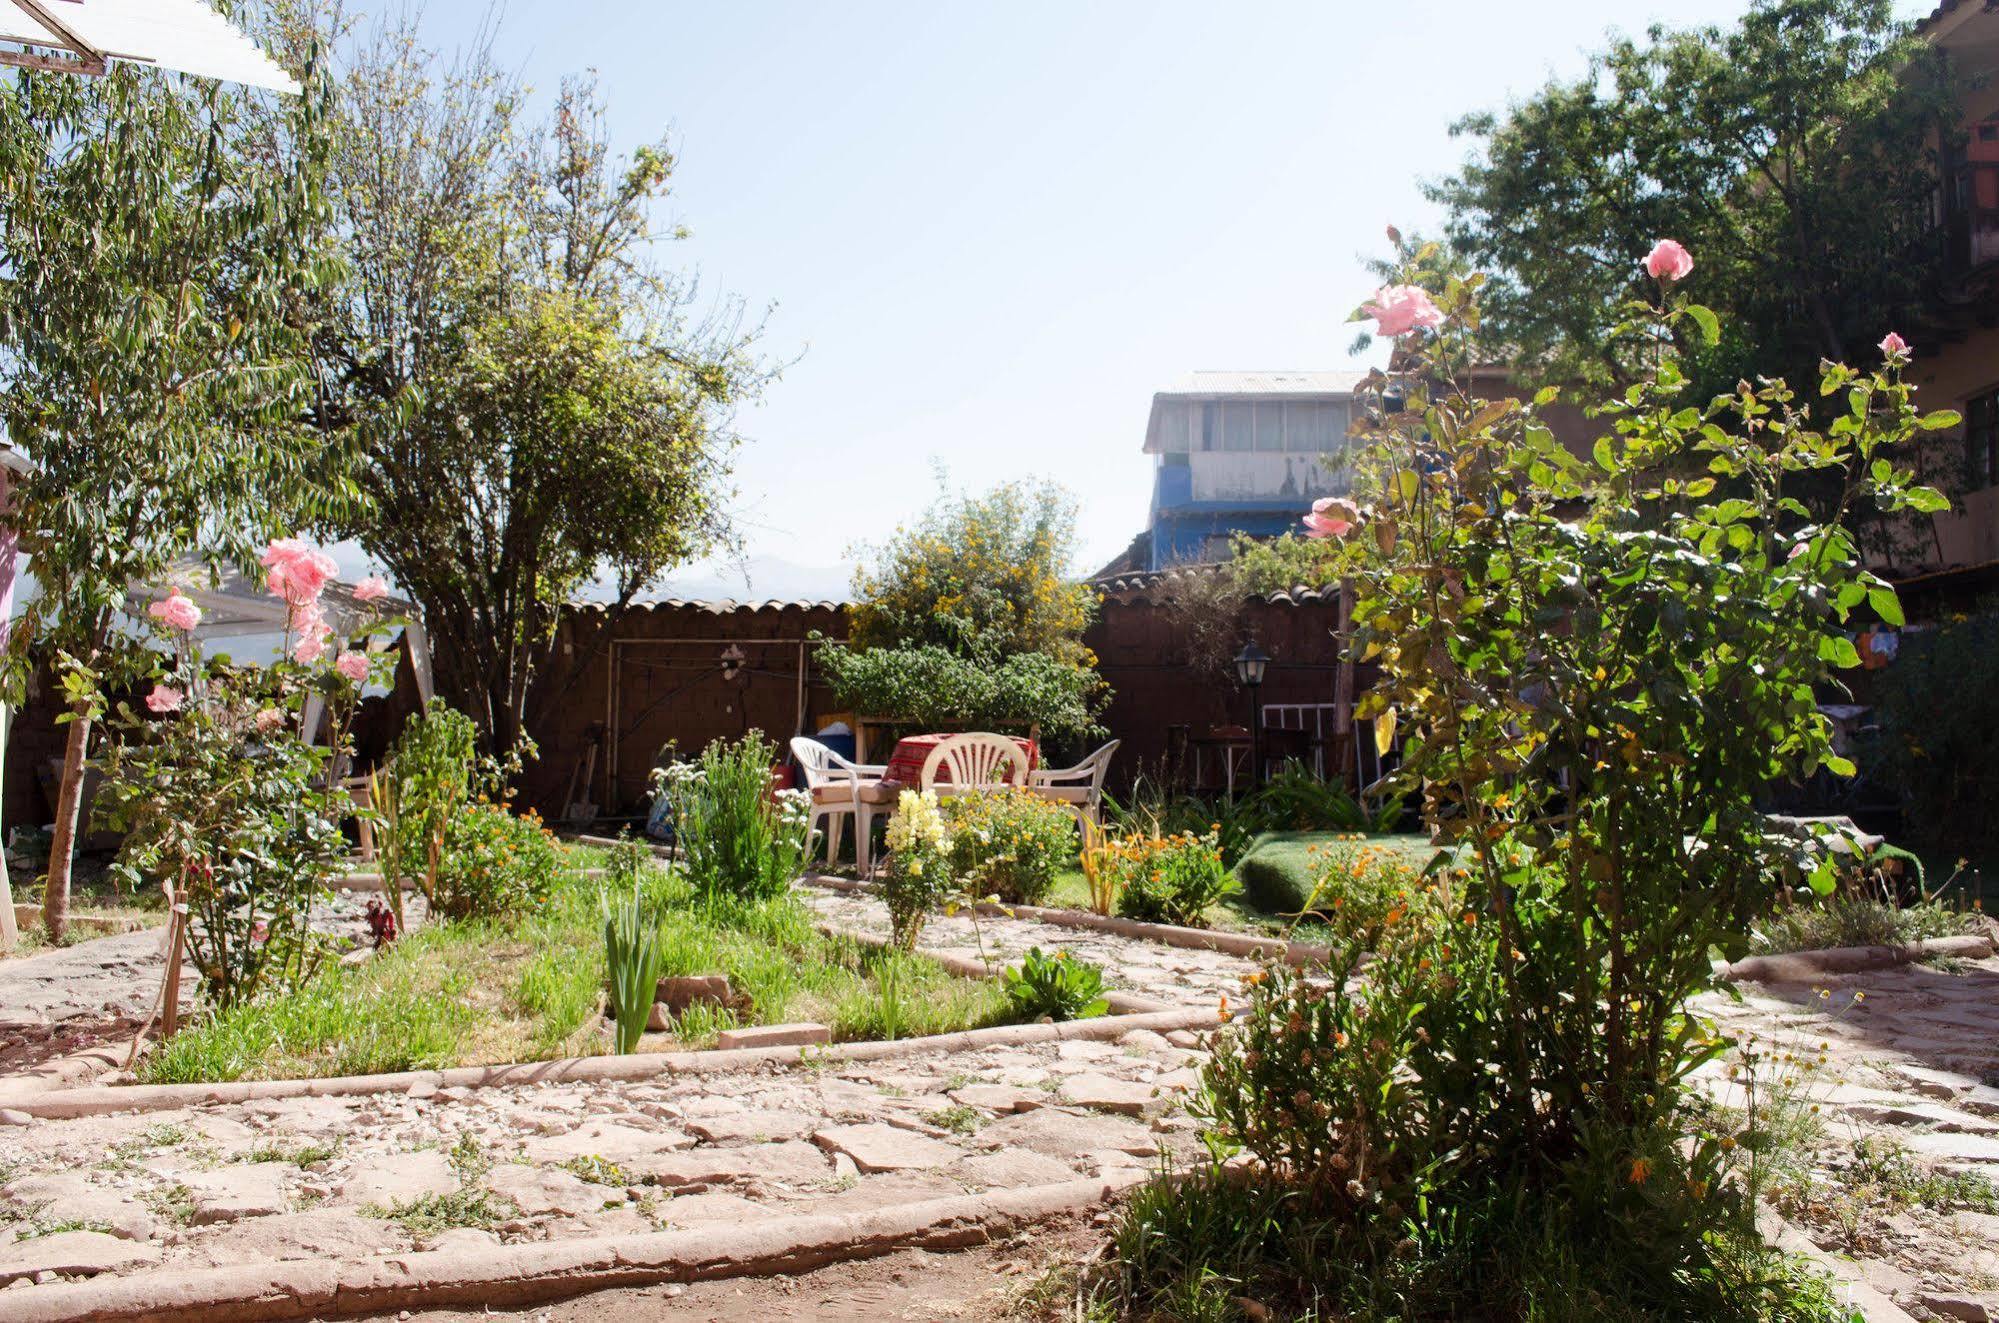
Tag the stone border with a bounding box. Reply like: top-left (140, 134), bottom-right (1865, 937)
top-left (805, 874), bottom-right (1333, 967)
top-left (8, 905), bottom-right (151, 937)
top-left (0, 1175), bottom-right (1145, 1323)
top-left (1758, 1207), bottom-right (1917, 1323)
top-left (3, 1004), bottom-right (1219, 1121)
top-left (1721, 932), bottom-right (1996, 984)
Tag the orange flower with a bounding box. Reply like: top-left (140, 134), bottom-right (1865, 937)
top-left (1627, 1157), bottom-right (1652, 1185)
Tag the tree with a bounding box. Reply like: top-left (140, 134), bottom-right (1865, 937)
top-left (306, 14), bottom-right (765, 755)
top-left (0, 64), bottom-right (345, 938)
top-left (825, 477), bottom-right (1108, 748)
top-left (1431, 0), bottom-right (1953, 397)
top-left (848, 477), bottom-right (1098, 668)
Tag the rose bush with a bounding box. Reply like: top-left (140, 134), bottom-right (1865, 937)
top-left (97, 539), bottom-right (402, 1009)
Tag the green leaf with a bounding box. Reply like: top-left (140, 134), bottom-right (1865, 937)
top-left (1817, 635), bottom-right (1862, 669)
top-left (1683, 303), bottom-right (1720, 346)
top-left (1919, 410), bottom-right (1964, 432)
top-left (1867, 586), bottom-right (1904, 627)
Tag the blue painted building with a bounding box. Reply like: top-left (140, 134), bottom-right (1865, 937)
top-left (1136, 370), bottom-right (1362, 571)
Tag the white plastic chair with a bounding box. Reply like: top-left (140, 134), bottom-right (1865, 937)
top-left (1028, 739), bottom-right (1120, 833)
top-left (919, 733), bottom-right (1029, 797)
top-left (789, 737), bottom-right (885, 868)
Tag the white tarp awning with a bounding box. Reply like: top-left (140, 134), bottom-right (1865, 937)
top-left (0, 0), bottom-right (298, 94)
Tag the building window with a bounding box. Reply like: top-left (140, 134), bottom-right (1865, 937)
top-left (1221, 401), bottom-right (1254, 452)
top-left (1200, 402), bottom-right (1218, 452)
top-left (1254, 402), bottom-right (1284, 452)
top-left (1969, 388), bottom-right (1999, 490)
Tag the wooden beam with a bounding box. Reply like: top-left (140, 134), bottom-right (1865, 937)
top-left (0, 47), bottom-right (105, 75)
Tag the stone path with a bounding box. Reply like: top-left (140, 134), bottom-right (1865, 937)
top-left (0, 1021), bottom-right (1210, 1291)
top-left (802, 884), bottom-right (1259, 1011)
top-left (1692, 953), bottom-right (1999, 1320)
top-left (6, 879), bottom-right (1999, 1319)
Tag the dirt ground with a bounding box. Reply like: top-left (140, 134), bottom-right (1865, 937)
top-left (381, 1217), bottom-right (1100, 1323)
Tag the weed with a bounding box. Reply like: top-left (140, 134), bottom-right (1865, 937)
top-left (924, 1104), bottom-right (983, 1135)
top-left (16, 1217), bottom-right (115, 1240)
top-left (364, 1188), bottom-right (514, 1245)
top-left (142, 1181), bottom-right (196, 1226)
top-left (560, 1155), bottom-right (632, 1187)
top-left (446, 1133), bottom-right (491, 1181)
top-left (244, 1139), bottom-right (340, 1167)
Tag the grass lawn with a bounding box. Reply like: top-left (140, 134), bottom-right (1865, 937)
top-left (139, 845), bottom-right (1014, 1085)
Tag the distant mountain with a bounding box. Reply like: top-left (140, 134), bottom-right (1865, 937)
top-left (594, 554), bottom-right (856, 605)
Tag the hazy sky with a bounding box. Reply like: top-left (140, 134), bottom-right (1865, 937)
top-left (400, 0), bottom-right (1929, 599)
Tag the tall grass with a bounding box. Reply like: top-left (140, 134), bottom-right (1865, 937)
top-left (142, 844), bottom-right (1016, 1081)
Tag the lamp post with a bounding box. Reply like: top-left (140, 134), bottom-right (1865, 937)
top-left (1234, 640), bottom-right (1270, 791)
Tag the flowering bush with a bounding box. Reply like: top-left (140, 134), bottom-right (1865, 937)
top-left (655, 731), bottom-right (814, 901)
top-left (1147, 234), bottom-right (1952, 1315)
top-left (881, 788), bottom-right (952, 948)
top-left (1104, 830), bottom-right (1236, 927)
top-left (943, 788), bottom-right (1075, 905)
top-left (96, 538), bottom-right (400, 1009)
top-left (1292, 835), bottom-right (1451, 945)
top-left (430, 802), bottom-right (559, 921)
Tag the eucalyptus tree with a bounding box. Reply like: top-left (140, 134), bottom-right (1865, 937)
top-left (308, 14), bottom-right (767, 757)
top-left (0, 62), bottom-right (348, 937)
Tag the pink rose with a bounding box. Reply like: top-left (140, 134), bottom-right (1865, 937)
top-left (353, 575), bottom-right (390, 603)
top-left (1643, 239), bottom-right (1693, 283)
top-left (254, 707), bottom-right (286, 735)
top-left (1364, 284), bottom-right (1445, 339)
top-left (1879, 331), bottom-right (1908, 357)
top-left (250, 919), bottom-right (269, 944)
top-left (147, 590), bottom-right (202, 632)
top-left (1303, 496), bottom-right (1361, 540)
top-left (335, 651), bottom-right (370, 683)
top-left (293, 633), bottom-right (328, 665)
top-left (262, 538), bottom-right (338, 606)
top-left (145, 684), bottom-right (184, 714)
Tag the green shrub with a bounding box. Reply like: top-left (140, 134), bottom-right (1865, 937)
top-left (1105, 830), bottom-right (1237, 926)
top-left (816, 643), bottom-right (1106, 747)
top-left (1235, 830), bottom-right (1447, 918)
top-left (1001, 947), bottom-right (1108, 1021)
top-left (656, 731), bottom-right (814, 901)
top-left (430, 802), bottom-right (559, 921)
top-left (385, 705), bottom-right (479, 899)
top-left (944, 788), bottom-right (1076, 905)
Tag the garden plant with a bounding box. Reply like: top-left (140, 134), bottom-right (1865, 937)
top-left (96, 543), bottom-right (395, 1009)
top-left (656, 731), bottom-right (815, 901)
top-left (1103, 234), bottom-right (1953, 1319)
top-left (943, 787), bottom-right (1076, 905)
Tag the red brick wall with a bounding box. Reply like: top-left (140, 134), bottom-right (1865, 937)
top-left (3, 590), bottom-right (1357, 835)
top-left (1086, 589), bottom-right (1352, 789)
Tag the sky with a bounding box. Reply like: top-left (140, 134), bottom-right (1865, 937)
top-left (391, 0), bottom-right (1931, 602)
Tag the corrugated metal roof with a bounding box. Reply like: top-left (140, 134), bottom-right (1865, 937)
top-left (0, 0), bottom-right (300, 93)
top-left (1158, 370), bottom-right (1368, 398)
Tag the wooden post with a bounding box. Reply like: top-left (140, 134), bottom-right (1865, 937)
top-left (160, 898), bottom-right (187, 1038)
top-left (0, 704), bottom-right (14, 952)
